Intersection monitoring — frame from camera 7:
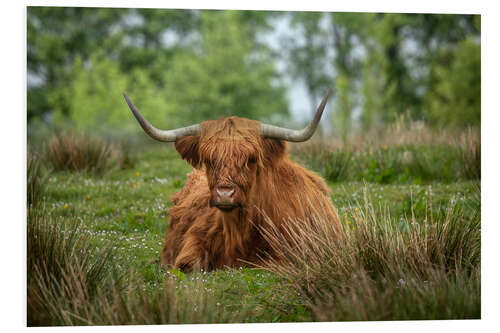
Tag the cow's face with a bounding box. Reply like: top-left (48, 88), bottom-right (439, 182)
top-left (175, 117), bottom-right (285, 212)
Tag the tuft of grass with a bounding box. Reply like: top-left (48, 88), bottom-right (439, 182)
top-left (261, 187), bottom-right (481, 321)
top-left (458, 128), bottom-right (481, 180)
top-left (44, 132), bottom-right (117, 174)
top-left (117, 142), bottom-right (138, 170)
top-left (27, 205), bottom-right (118, 326)
top-left (292, 124), bottom-right (480, 184)
top-left (27, 204), bottom-right (248, 326)
top-left (27, 149), bottom-right (48, 207)
top-left (293, 144), bottom-right (479, 184)
top-left (94, 272), bottom-right (248, 325)
top-left (293, 144), bottom-right (353, 182)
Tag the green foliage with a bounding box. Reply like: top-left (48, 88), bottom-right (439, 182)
top-left (425, 37), bottom-right (481, 127)
top-left (50, 53), bottom-right (171, 132)
top-left (163, 11), bottom-right (288, 125)
top-left (29, 8), bottom-right (288, 132)
top-left (286, 12), bottom-right (480, 129)
top-left (28, 8), bottom-right (480, 133)
top-left (27, 7), bottom-right (127, 120)
top-left (333, 74), bottom-right (354, 140)
top-left (287, 12), bottom-right (331, 112)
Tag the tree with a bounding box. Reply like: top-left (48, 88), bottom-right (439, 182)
top-left (329, 13), bottom-right (370, 134)
top-left (117, 8), bottom-right (198, 85)
top-left (162, 11), bottom-right (288, 126)
top-left (424, 37), bottom-right (480, 127)
top-left (286, 12), bottom-right (332, 115)
top-left (51, 52), bottom-right (170, 133)
top-left (27, 7), bottom-right (198, 122)
top-left (27, 7), bottom-right (126, 120)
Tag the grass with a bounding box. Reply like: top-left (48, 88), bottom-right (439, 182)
top-left (27, 149), bottom-right (47, 207)
top-left (292, 128), bottom-right (480, 184)
top-left (260, 187), bottom-right (480, 321)
top-left (26, 126), bottom-right (481, 325)
top-left (43, 131), bottom-right (133, 174)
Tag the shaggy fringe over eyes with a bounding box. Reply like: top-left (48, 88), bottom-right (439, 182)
top-left (175, 117), bottom-right (287, 173)
top-left (200, 118), bottom-right (286, 168)
top-left (195, 118), bottom-right (285, 189)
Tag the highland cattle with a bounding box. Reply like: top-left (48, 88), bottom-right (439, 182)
top-left (123, 90), bottom-right (340, 271)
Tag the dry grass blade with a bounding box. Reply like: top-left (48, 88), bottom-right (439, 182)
top-left (260, 186), bottom-right (480, 321)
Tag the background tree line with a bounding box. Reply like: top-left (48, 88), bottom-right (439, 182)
top-left (27, 7), bottom-right (480, 137)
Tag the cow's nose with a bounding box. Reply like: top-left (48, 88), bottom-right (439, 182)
top-left (216, 187), bottom-right (235, 200)
top-left (213, 186), bottom-right (238, 211)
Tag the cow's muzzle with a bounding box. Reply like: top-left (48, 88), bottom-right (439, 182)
top-left (211, 186), bottom-right (240, 211)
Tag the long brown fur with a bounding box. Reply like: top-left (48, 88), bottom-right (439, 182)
top-left (161, 116), bottom-right (340, 271)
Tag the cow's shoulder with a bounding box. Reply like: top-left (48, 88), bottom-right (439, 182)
top-left (171, 169), bottom-right (210, 208)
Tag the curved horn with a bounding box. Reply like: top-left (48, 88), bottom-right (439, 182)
top-left (123, 92), bottom-right (201, 142)
top-left (260, 88), bottom-right (331, 142)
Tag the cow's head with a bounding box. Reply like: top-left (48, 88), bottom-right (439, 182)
top-left (123, 90), bottom-right (330, 212)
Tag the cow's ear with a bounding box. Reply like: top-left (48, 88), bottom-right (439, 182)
top-left (261, 138), bottom-right (286, 165)
top-left (175, 136), bottom-right (201, 168)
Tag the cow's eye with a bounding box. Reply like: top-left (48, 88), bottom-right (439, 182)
top-left (248, 156), bottom-right (256, 164)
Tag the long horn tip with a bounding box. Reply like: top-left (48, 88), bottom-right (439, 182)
top-left (324, 88), bottom-right (332, 101)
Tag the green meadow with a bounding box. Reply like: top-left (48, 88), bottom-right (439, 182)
top-left (27, 128), bottom-right (480, 325)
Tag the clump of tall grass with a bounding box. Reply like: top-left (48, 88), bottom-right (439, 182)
top-left (88, 273), bottom-right (245, 325)
top-left (116, 142), bottom-right (138, 170)
top-left (261, 187), bottom-right (481, 321)
top-left (458, 128), bottom-right (481, 180)
top-left (27, 149), bottom-right (48, 206)
top-left (27, 205), bottom-right (118, 326)
top-left (294, 143), bottom-right (467, 184)
top-left (44, 132), bottom-right (117, 174)
top-left (27, 205), bottom-right (246, 326)
top-left (292, 125), bottom-right (480, 184)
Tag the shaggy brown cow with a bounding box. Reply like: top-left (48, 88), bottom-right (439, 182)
top-left (123, 90), bottom-right (340, 271)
